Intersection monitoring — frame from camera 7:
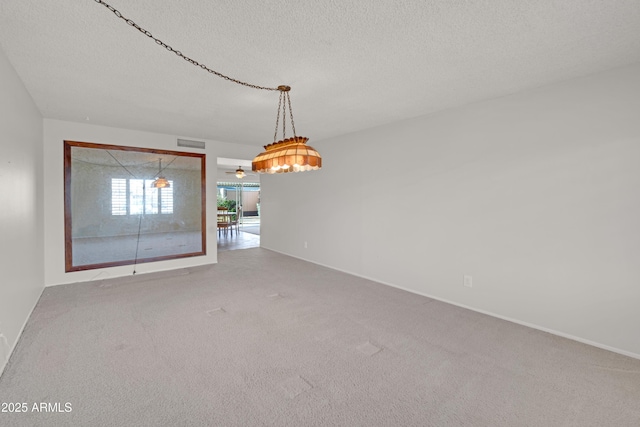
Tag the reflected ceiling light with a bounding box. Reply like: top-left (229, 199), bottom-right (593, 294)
top-left (94, 1), bottom-right (322, 176)
top-left (235, 167), bottom-right (246, 179)
top-left (252, 86), bottom-right (322, 174)
top-left (225, 166), bottom-right (254, 179)
top-left (152, 159), bottom-right (170, 188)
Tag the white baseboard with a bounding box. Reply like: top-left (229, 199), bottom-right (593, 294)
top-left (0, 288), bottom-right (45, 379)
top-left (262, 246), bottom-right (640, 361)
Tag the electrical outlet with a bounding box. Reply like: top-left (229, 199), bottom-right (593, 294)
top-left (463, 275), bottom-right (473, 288)
top-left (304, 241), bottom-right (308, 249)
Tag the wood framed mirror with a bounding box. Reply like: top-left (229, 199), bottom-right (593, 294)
top-left (64, 140), bottom-right (206, 272)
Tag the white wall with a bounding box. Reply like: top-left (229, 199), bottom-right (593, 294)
top-left (261, 63), bottom-right (640, 358)
top-left (44, 119), bottom-right (258, 286)
top-left (0, 48), bottom-right (44, 376)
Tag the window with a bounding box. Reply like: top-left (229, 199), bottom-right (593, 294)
top-left (112, 178), bottom-right (174, 215)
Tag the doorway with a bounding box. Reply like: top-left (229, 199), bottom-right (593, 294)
top-left (216, 157), bottom-right (260, 251)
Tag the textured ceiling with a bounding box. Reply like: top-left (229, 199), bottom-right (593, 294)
top-left (1, 0), bottom-right (640, 147)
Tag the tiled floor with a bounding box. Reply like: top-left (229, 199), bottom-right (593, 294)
top-left (217, 225), bottom-right (260, 251)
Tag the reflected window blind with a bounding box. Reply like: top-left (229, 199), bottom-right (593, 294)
top-left (111, 178), bottom-right (127, 215)
top-left (161, 182), bottom-right (174, 214)
top-left (111, 178), bottom-right (174, 215)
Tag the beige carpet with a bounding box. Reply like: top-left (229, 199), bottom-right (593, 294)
top-left (1, 248), bottom-right (639, 426)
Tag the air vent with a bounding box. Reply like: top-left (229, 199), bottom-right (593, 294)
top-left (177, 138), bottom-right (205, 149)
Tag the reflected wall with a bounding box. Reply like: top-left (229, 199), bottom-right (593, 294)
top-left (64, 141), bottom-right (206, 271)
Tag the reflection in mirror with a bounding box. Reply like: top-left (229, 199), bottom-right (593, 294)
top-left (64, 141), bottom-right (206, 272)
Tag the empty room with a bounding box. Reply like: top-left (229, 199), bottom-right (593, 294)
top-left (1, 1), bottom-right (639, 426)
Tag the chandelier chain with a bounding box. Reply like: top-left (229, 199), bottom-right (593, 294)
top-left (286, 92), bottom-right (297, 137)
top-left (273, 91), bottom-right (283, 142)
top-left (282, 94), bottom-right (287, 140)
top-left (93, 0), bottom-right (279, 91)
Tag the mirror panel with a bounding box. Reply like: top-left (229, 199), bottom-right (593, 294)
top-left (64, 141), bottom-right (206, 272)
